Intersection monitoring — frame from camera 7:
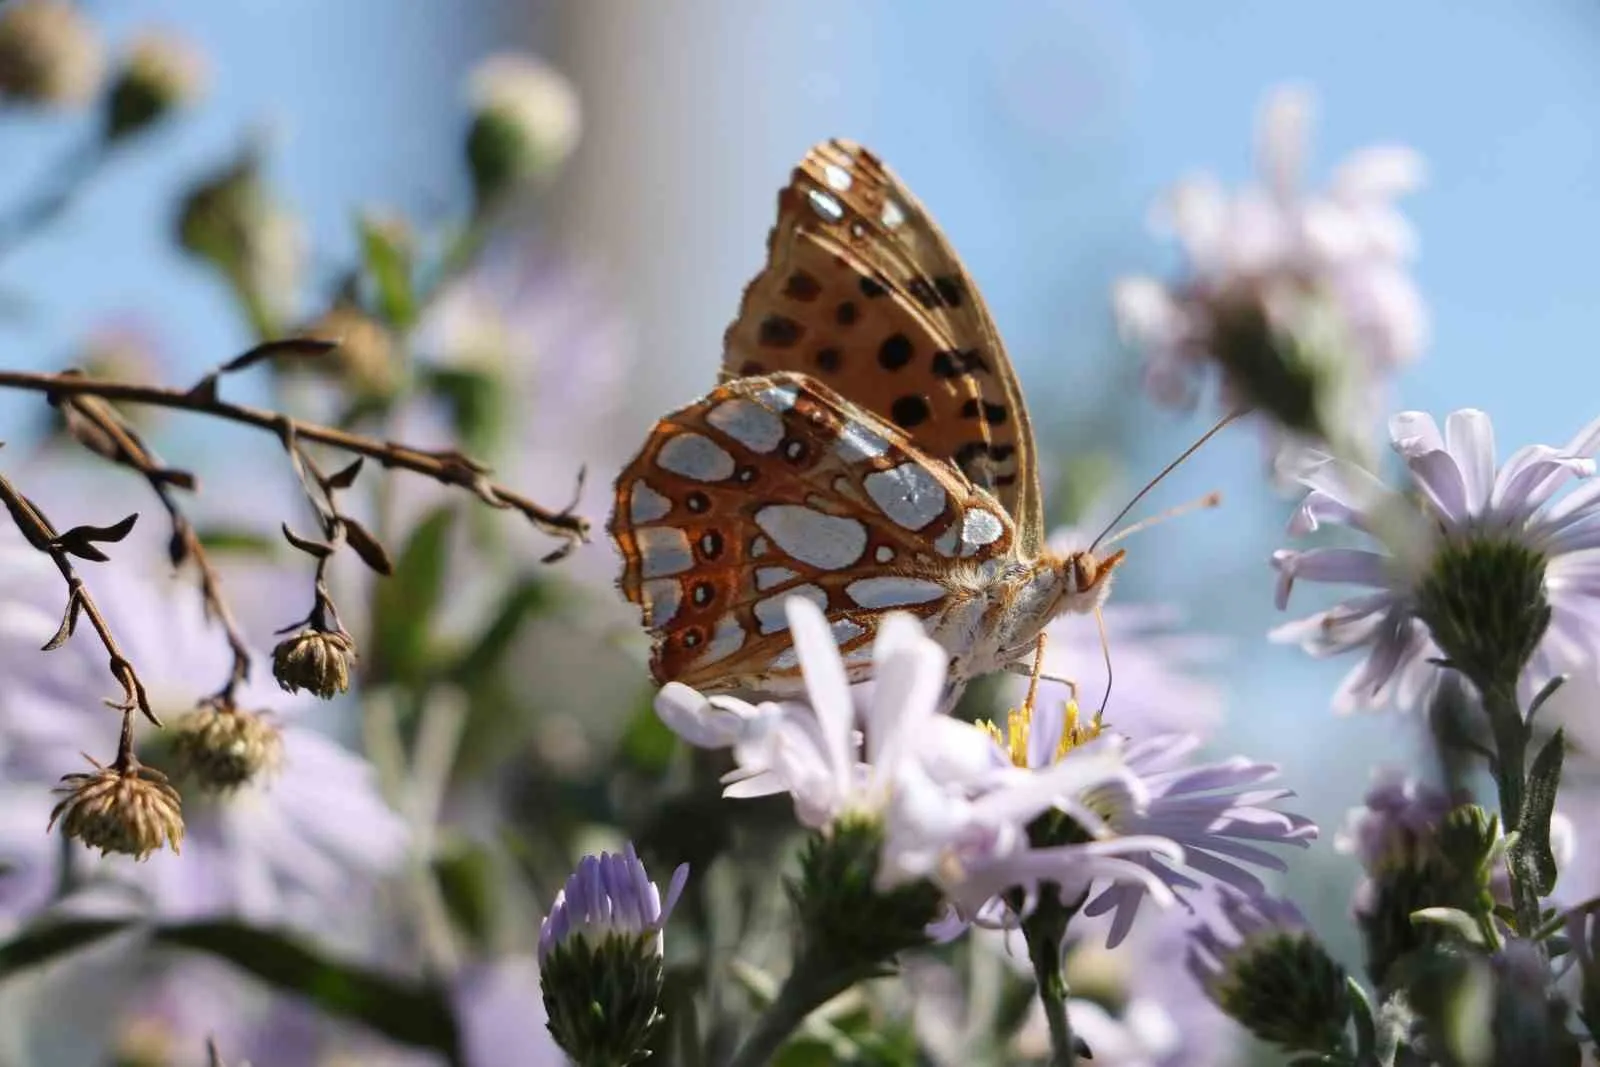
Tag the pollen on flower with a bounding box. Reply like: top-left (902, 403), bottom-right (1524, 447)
top-left (982, 697), bottom-right (1104, 769)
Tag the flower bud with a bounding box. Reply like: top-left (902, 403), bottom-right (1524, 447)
top-left (791, 817), bottom-right (945, 971)
top-left (465, 54), bottom-right (580, 207)
top-left (1415, 536), bottom-right (1551, 697)
top-left (0, 0), bottom-right (102, 108)
top-left (105, 30), bottom-right (206, 140)
top-left (538, 843), bottom-right (688, 1067)
top-left (49, 757), bottom-right (184, 860)
top-left (295, 303), bottom-right (399, 398)
top-left (1188, 891), bottom-right (1352, 1057)
top-left (169, 705), bottom-right (284, 792)
top-left (272, 627), bottom-right (357, 699)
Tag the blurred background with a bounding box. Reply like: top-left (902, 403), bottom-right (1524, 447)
top-left (3, 1), bottom-right (1600, 1063)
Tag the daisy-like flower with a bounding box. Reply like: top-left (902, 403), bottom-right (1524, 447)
top-left (1116, 86), bottom-right (1425, 461)
top-left (538, 843), bottom-right (687, 1067)
top-left (655, 599), bottom-right (1160, 905)
top-left (0, 539), bottom-right (407, 931)
top-left (1187, 890), bottom-right (1353, 1059)
top-left (1271, 408), bottom-right (1600, 710)
top-left (976, 699), bottom-right (1316, 947)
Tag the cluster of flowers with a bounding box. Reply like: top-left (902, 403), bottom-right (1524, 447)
top-left (532, 89), bottom-right (1600, 1066)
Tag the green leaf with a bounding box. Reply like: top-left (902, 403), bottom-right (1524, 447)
top-left (1522, 727), bottom-right (1566, 896)
top-left (432, 840), bottom-right (496, 948)
top-left (358, 213), bottom-right (417, 329)
top-left (0, 918), bottom-right (129, 979)
top-left (619, 698), bottom-right (679, 776)
top-left (422, 366), bottom-right (506, 458)
top-left (196, 525), bottom-right (278, 556)
top-left (447, 576), bottom-right (559, 685)
top-left (370, 506), bottom-right (456, 686)
top-left (155, 921), bottom-right (461, 1063)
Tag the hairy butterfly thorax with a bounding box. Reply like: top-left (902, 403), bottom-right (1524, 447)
top-left (609, 140), bottom-right (1132, 698)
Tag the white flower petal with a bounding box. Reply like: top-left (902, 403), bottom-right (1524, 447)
top-left (1444, 410), bottom-right (1496, 517)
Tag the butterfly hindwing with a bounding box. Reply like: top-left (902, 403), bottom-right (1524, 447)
top-left (609, 371), bottom-right (1018, 693)
top-left (722, 139), bottom-right (1045, 554)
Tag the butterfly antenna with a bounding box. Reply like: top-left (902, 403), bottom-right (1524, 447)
top-left (1097, 491), bottom-right (1223, 550)
top-left (1088, 411), bottom-right (1240, 553)
top-left (1094, 605), bottom-right (1114, 722)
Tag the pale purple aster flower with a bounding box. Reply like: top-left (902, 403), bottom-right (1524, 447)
top-left (1272, 408), bottom-right (1600, 711)
top-left (1116, 86), bottom-right (1425, 460)
top-left (1186, 890), bottom-right (1313, 1001)
top-left (655, 598), bottom-right (1003, 831)
top-left (0, 539), bottom-right (408, 930)
top-left (538, 841), bottom-right (688, 961)
top-left (1075, 734), bottom-right (1317, 947)
top-left (655, 599), bottom-right (1170, 907)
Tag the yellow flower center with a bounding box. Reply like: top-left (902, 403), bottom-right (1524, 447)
top-left (982, 695), bottom-right (1105, 769)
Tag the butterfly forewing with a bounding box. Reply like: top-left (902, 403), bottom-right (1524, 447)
top-left (609, 372), bottom-right (1018, 693)
top-left (722, 139), bottom-right (1046, 554)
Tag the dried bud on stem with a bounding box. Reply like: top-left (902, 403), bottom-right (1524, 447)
top-left (170, 704), bottom-right (283, 792)
top-left (272, 627), bottom-right (357, 699)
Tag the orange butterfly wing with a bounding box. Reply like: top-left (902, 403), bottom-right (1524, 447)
top-left (608, 372), bottom-right (1019, 694)
top-left (722, 139), bottom-right (1045, 555)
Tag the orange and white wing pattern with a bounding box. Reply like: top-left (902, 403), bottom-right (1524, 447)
top-left (722, 139), bottom-right (1045, 555)
top-left (609, 372), bottom-right (1018, 694)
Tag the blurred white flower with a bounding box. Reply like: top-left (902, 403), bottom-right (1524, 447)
top-left (1117, 86), bottom-right (1426, 463)
top-left (466, 53), bottom-right (582, 198)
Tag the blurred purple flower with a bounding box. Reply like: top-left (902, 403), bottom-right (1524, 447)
top-left (406, 244), bottom-right (634, 583)
top-left (1272, 409), bottom-right (1600, 712)
top-left (1186, 890), bottom-right (1312, 1001)
top-left (1116, 86), bottom-right (1425, 462)
top-left (113, 953), bottom-right (564, 1067)
top-left (1030, 522), bottom-right (1225, 739)
top-left (0, 538), bottom-right (408, 929)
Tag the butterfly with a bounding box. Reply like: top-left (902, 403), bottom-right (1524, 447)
top-left (609, 139), bottom-right (1123, 697)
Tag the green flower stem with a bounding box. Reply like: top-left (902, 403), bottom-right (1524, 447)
top-left (1022, 893), bottom-right (1080, 1067)
top-left (1483, 685), bottom-right (1544, 947)
top-left (725, 952), bottom-right (876, 1067)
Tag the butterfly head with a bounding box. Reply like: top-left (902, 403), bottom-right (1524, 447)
top-left (1058, 547), bottom-right (1126, 616)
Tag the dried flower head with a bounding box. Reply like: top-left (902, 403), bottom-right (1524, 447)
top-left (0, 0), bottom-right (103, 107)
top-left (465, 54), bottom-right (581, 204)
top-left (169, 705), bottom-right (284, 792)
top-left (176, 151), bottom-right (305, 328)
top-left (105, 29), bottom-right (207, 139)
top-left (272, 627), bottom-right (356, 700)
top-left (296, 304), bottom-right (399, 398)
top-left (50, 756), bottom-right (184, 860)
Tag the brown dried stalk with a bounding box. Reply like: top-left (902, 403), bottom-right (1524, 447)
top-left (0, 470), bottom-right (158, 726)
top-left (0, 358), bottom-right (591, 558)
top-left (57, 393), bottom-right (254, 707)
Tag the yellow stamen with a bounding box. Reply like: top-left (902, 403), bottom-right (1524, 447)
top-left (981, 693), bottom-right (1106, 770)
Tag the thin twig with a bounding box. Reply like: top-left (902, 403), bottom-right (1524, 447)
top-left (0, 471), bottom-right (158, 726)
top-left (0, 367), bottom-right (590, 559)
top-left (57, 395), bottom-right (254, 706)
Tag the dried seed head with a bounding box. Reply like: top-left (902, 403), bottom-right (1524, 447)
top-left (170, 705), bottom-right (284, 792)
top-left (0, 0), bottom-right (103, 108)
top-left (272, 627), bottom-right (357, 699)
top-left (105, 29), bottom-right (207, 140)
top-left (50, 758), bottom-right (184, 860)
top-left (296, 304), bottom-right (398, 397)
